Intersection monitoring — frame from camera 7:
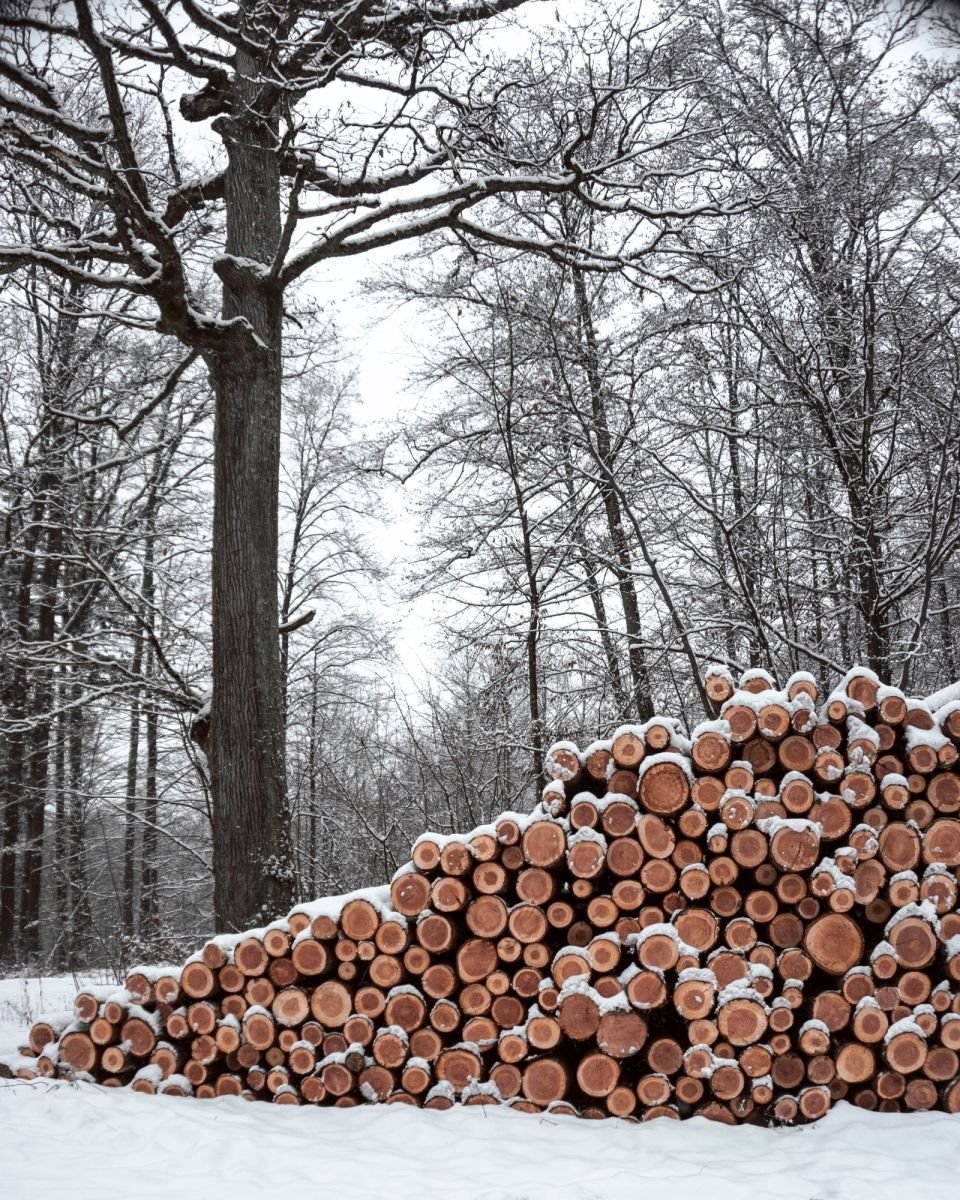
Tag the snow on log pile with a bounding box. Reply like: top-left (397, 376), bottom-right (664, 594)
top-left (6, 665), bottom-right (960, 1124)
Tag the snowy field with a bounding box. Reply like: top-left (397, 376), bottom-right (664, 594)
top-left (3, 976), bottom-right (960, 1200)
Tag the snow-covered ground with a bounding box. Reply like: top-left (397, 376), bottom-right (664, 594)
top-left (2, 975), bottom-right (960, 1199)
top-left (3, 1083), bottom-right (960, 1200)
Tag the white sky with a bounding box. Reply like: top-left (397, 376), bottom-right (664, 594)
top-left (308, 250), bottom-right (448, 688)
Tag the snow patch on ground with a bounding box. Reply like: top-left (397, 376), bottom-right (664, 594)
top-left (0, 1081), bottom-right (958, 1199)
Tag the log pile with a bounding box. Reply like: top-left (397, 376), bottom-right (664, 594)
top-left (10, 666), bottom-right (960, 1125)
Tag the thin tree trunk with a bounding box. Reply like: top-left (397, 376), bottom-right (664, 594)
top-left (559, 425), bottom-right (629, 714)
top-left (307, 658), bottom-right (318, 897)
top-left (121, 633), bottom-right (143, 939)
top-left (139, 502), bottom-right (159, 942)
top-left (139, 657), bottom-right (159, 944)
top-left (572, 268), bottom-right (653, 719)
top-left (53, 669), bottom-right (69, 970)
top-left (66, 665), bottom-right (88, 972)
top-left (499, 328), bottom-right (544, 782)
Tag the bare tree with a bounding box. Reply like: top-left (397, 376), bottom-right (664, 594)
top-left (0, 0), bottom-right (738, 928)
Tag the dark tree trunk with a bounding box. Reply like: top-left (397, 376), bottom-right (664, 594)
top-left (307, 658), bottom-right (319, 897)
top-left (121, 633), bottom-right (143, 939)
top-left (65, 664), bottom-right (88, 971)
top-left (139, 507), bottom-right (159, 942)
top-left (139, 667), bottom-right (159, 942)
top-left (53, 670), bottom-right (69, 969)
top-left (0, 503), bottom-right (40, 959)
top-left (204, 36), bottom-right (295, 929)
top-left (0, 662), bottom-right (27, 959)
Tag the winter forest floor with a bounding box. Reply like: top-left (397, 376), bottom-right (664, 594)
top-left (3, 978), bottom-right (960, 1200)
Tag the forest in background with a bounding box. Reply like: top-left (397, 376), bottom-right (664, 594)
top-left (2, 0), bottom-right (960, 972)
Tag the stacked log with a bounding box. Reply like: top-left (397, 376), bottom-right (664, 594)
top-left (10, 665), bottom-right (960, 1125)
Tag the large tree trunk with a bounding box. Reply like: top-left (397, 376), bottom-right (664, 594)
top-left (204, 36), bottom-right (295, 930)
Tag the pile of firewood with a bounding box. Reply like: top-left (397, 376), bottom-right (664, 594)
top-left (9, 666), bottom-right (960, 1124)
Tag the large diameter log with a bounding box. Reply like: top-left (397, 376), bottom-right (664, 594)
top-left (309, 981), bottom-right (352, 1027)
top-left (521, 1057), bottom-right (570, 1105)
top-left (391, 873), bottom-right (432, 917)
top-left (673, 974), bottom-right (717, 1020)
top-left (558, 991), bottom-right (600, 1041)
top-left (234, 937), bottom-right (269, 977)
top-left (73, 993), bottom-right (104, 1023)
top-left (769, 826), bottom-right (820, 872)
top-left (416, 913), bottom-right (456, 955)
top-left (639, 761), bottom-right (690, 816)
top-left (705, 669), bottom-right (735, 704)
top-left (717, 997), bottom-right (768, 1046)
top-left (888, 916), bottom-right (938, 969)
top-left (596, 1011), bottom-right (647, 1058)
top-left (456, 937), bottom-right (498, 983)
top-left (121, 1017), bottom-right (157, 1058)
top-left (435, 1046), bottom-right (483, 1095)
top-left (272, 987), bottom-right (310, 1027)
top-left (922, 818), bottom-right (960, 866)
top-left (885, 1029), bottom-right (928, 1074)
top-left (59, 1032), bottom-right (98, 1073)
top-left (431, 876), bottom-right (469, 913)
top-left (836, 1043), bottom-right (876, 1084)
top-left (516, 867), bottom-right (555, 906)
top-left (692, 731), bottom-right (731, 773)
top-left (180, 961), bottom-right (216, 999)
top-left (878, 824), bottom-right (920, 872)
top-left (522, 821), bottom-right (567, 868)
top-left (290, 937), bottom-right (328, 977)
top-left (576, 1053), bottom-right (621, 1098)
top-left (803, 913), bottom-right (864, 974)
